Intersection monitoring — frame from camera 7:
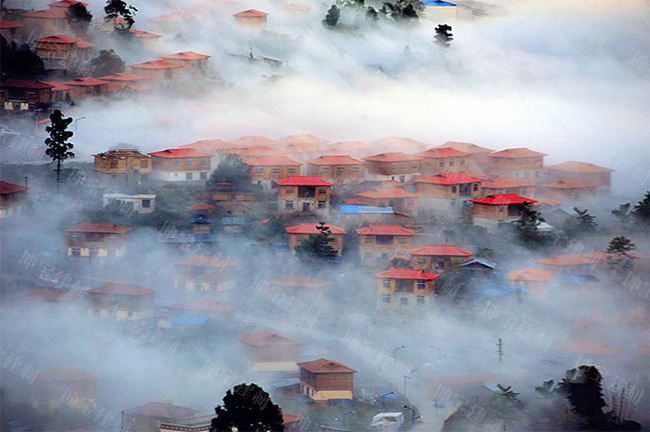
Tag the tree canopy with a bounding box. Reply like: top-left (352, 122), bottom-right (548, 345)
top-left (606, 236), bottom-right (636, 273)
top-left (632, 191), bottom-right (649, 225)
top-left (434, 24), bottom-right (453, 48)
top-left (208, 154), bottom-right (252, 191)
top-left (295, 221), bottom-right (339, 262)
top-left (210, 383), bottom-right (284, 432)
top-left (513, 207), bottom-right (547, 248)
top-left (563, 207), bottom-right (597, 238)
top-left (45, 110), bottom-right (75, 192)
top-left (0, 37), bottom-right (45, 79)
top-left (323, 5), bottom-right (341, 27)
top-left (88, 49), bottom-right (125, 76)
top-left (104, 0), bottom-right (138, 31)
top-left (66, 3), bottom-right (93, 37)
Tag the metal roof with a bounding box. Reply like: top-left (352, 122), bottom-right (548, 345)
top-left (340, 205), bottom-right (394, 214)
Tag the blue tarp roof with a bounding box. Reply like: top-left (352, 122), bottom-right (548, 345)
top-left (477, 284), bottom-right (527, 297)
top-left (420, 0), bottom-right (456, 5)
top-left (190, 217), bottom-right (211, 224)
top-left (340, 205), bottom-right (395, 214)
top-left (170, 314), bottom-right (209, 326)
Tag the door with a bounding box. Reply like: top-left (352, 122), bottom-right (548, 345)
top-left (303, 202), bottom-right (310, 212)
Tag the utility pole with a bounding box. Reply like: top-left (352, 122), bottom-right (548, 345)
top-left (497, 338), bottom-right (503, 364)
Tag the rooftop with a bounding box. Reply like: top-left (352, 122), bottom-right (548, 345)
top-left (86, 282), bottom-right (154, 296)
top-left (41, 81), bottom-right (73, 91)
top-left (412, 173), bottom-right (484, 185)
top-left (355, 188), bottom-right (418, 199)
top-left (434, 141), bottom-right (494, 154)
top-left (174, 255), bottom-right (237, 268)
top-left (98, 72), bottom-right (145, 82)
top-left (162, 51), bottom-right (211, 60)
top-left (275, 176), bottom-right (332, 186)
top-left (297, 358), bottom-right (357, 374)
top-left (410, 244), bottom-right (472, 257)
top-left (506, 267), bottom-right (554, 281)
top-left (286, 223), bottom-right (346, 235)
top-left (36, 368), bottom-right (97, 382)
top-left (276, 134), bottom-right (329, 145)
top-left (65, 222), bottom-right (131, 234)
top-left (370, 137), bottom-right (430, 149)
top-left (536, 254), bottom-right (596, 266)
top-left (22, 9), bottom-right (67, 19)
top-left (416, 148), bottom-right (471, 158)
top-left (227, 136), bottom-right (277, 146)
top-left (234, 9), bottom-right (270, 17)
top-left (62, 77), bottom-right (109, 86)
top-left (148, 148), bottom-right (212, 158)
top-left (375, 268), bottom-right (438, 280)
top-left (243, 156), bottom-right (301, 166)
top-left (356, 224), bottom-right (416, 236)
top-left (130, 60), bottom-right (182, 70)
top-left (48, 0), bottom-right (88, 7)
top-left (167, 299), bottom-right (237, 314)
top-left (305, 155), bottom-right (364, 165)
top-left (482, 177), bottom-right (534, 189)
top-left (0, 19), bottom-right (24, 29)
top-left (489, 147), bottom-right (547, 158)
top-left (469, 194), bottom-right (536, 205)
top-left (237, 329), bottom-right (301, 346)
top-left (0, 79), bottom-right (54, 89)
top-left (129, 29), bottom-right (162, 38)
top-left (148, 11), bottom-right (196, 22)
top-left (363, 152), bottom-right (422, 163)
top-left (0, 180), bottom-right (27, 194)
top-left (546, 161), bottom-right (614, 173)
top-left (541, 179), bottom-right (599, 189)
top-left (179, 139), bottom-right (235, 152)
top-left (267, 274), bottom-right (334, 289)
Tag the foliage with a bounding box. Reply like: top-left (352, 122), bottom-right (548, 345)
top-left (611, 202), bottom-right (633, 231)
top-left (632, 191), bottom-right (649, 225)
top-left (45, 110), bottom-right (75, 192)
top-left (295, 221), bottom-right (339, 262)
top-left (210, 383), bottom-right (284, 432)
top-left (366, 6), bottom-right (379, 22)
top-left (388, 257), bottom-right (411, 268)
top-left (606, 236), bottom-right (636, 273)
top-left (557, 365), bottom-right (607, 427)
top-left (513, 207), bottom-right (548, 248)
top-left (563, 207), bottom-right (597, 238)
top-left (208, 154), bottom-right (252, 191)
top-left (87, 49), bottom-right (125, 77)
top-left (534, 379), bottom-right (557, 398)
top-left (380, 0), bottom-right (421, 21)
top-left (475, 247), bottom-right (495, 260)
top-left (0, 37), bottom-right (45, 79)
top-left (104, 0), bottom-right (138, 31)
top-left (66, 3), bottom-right (93, 37)
top-left (434, 24), bottom-right (453, 48)
top-left (323, 5), bottom-right (341, 27)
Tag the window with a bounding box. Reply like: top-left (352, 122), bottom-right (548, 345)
top-left (460, 158), bottom-right (466, 166)
top-left (72, 248), bottom-right (81, 256)
top-left (449, 158), bottom-right (455, 167)
top-left (451, 186), bottom-right (457, 194)
top-left (285, 200), bottom-right (294, 209)
top-left (473, 183), bottom-right (479, 192)
top-left (201, 159), bottom-right (208, 166)
top-left (400, 297), bottom-right (408, 305)
top-left (140, 160), bottom-right (148, 168)
top-left (71, 234), bottom-right (82, 243)
top-left (288, 168), bottom-right (296, 174)
top-left (173, 160), bottom-right (180, 167)
top-left (400, 162), bottom-right (406, 169)
top-left (412, 162), bottom-right (418, 168)
top-left (318, 201), bottom-right (326, 208)
top-left (391, 163), bottom-right (397, 170)
top-left (416, 280), bottom-right (426, 290)
top-left (186, 172), bottom-right (193, 180)
top-left (417, 257), bottom-right (427, 265)
top-left (375, 236), bottom-right (393, 245)
top-left (92, 295), bottom-right (101, 304)
top-left (271, 168), bottom-right (280, 174)
top-left (397, 237), bottom-right (407, 245)
top-left (142, 199), bottom-right (151, 208)
top-left (364, 237), bottom-right (374, 245)
top-left (498, 206), bottom-right (505, 213)
top-left (107, 235), bottom-right (117, 243)
top-left (337, 166), bottom-right (344, 173)
top-left (200, 172), bottom-right (207, 180)
top-left (110, 161), bottom-right (118, 169)
top-left (186, 159), bottom-right (193, 167)
top-left (352, 166), bottom-right (360, 172)
top-left (438, 159), bottom-right (445, 168)
top-left (165, 69), bottom-right (173, 79)
top-left (109, 297), bottom-right (118, 305)
top-left (382, 279), bottom-right (391, 289)
top-left (382, 295), bottom-right (391, 303)
top-left (318, 188), bottom-right (328, 194)
top-left (255, 167), bottom-right (264, 174)
top-left (417, 295), bottom-right (425, 305)
top-left (285, 187), bottom-right (294, 194)
top-left (27, 91), bottom-right (36, 98)
top-left (322, 166), bottom-right (330, 172)
top-left (521, 187), bottom-right (527, 195)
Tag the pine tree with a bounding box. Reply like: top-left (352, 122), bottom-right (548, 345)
top-left (323, 5), bottom-right (341, 27)
top-left (104, 0), bottom-right (138, 31)
top-left (632, 191), bottom-right (649, 225)
top-left (210, 383), bottom-right (284, 432)
top-left (513, 207), bottom-right (547, 248)
top-left (563, 207), bottom-right (597, 238)
top-left (434, 24), bottom-right (453, 47)
top-left (606, 236), bottom-right (636, 272)
top-left (45, 110), bottom-right (75, 193)
top-left (295, 222), bottom-right (339, 261)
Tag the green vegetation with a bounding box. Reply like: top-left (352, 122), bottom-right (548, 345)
top-left (104, 0), bottom-right (138, 31)
top-left (211, 383), bottom-right (284, 432)
top-left (434, 24), bottom-right (453, 48)
top-left (88, 49), bottom-right (125, 77)
top-left (45, 110), bottom-right (75, 193)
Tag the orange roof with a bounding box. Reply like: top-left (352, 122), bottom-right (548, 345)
top-left (375, 268), bottom-right (438, 280)
top-left (416, 148), bottom-right (471, 159)
top-left (267, 274), bottom-right (334, 288)
top-left (168, 299), bottom-right (237, 314)
top-left (275, 142), bottom-right (323, 153)
top-left (434, 141), bottom-right (494, 155)
top-left (533, 196), bottom-right (563, 207)
top-left (130, 60), bottom-right (182, 70)
top-left (489, 147), bottom-right (547, 158)
top-left (363, 152), bottom-right (422, 163)
top-left (129, 29), bottom-right (162, 38)
top-left (22, 9), bottom-right (67, 18)
top-left (148, 11), bottom-right (196, 22)
top-left (186, 203), bottom-right (215, 210)
top-left (583, 249), bottom-right (649, 262)
top-left (35, 34), bottom-right (78, 44)
top-left (122, 402), bottom-right (198, 419)
top-left (180, 139), bottom-right (235, 152)
top-left (123, 82), bottom-right (151, 92)
top-left (546, 161), bottom-right (614, 173)
top-left (554, 339), bottom-right (625, 356)
top-left (355, 187), bottom-right (418, 199)
top-left (48, 0), bottom-right (87, 7)
top-left (98, 72), bottom-right (145, 82)
top-left (237, 329), bottom-right (300, 346)
top-left (306, 155), bottom-right (364, 165)
top-left (86, 282), bottom-right (154, 296)
top-left (228, 136), bottom-right (277, 146)
top-left (410, 244), bottom-right (472, 257)
top-left (283, 414), bottom-right (306, 425)
top-left (541, 179), bottom-right (598, 189)
top-left (412, 173), bottom-right (484, 185)
top-left (223, 145), bottom-right (275, 157)
top-left (297, 358), bottom-right (356, 374)
top-left (174, 255), bottom-right (237, 268)
top-left (286, 223), bottom-right (345, 235)
top-left (326, 140), bottom-right (370, 151)
top-left (482, 177), bottom-right (534, 189)
top-left (0, 180), bottom-right (27, 194)
top-left (275, 176), bottom-right (332, 186)
top-left (243, 156), bottom-right (301, 166)
top-left (62, 77), bottom-right (109, 86)
top-left (535, 254), bottom-right (595, 266)
top-left (370, 137), bottom-right (430, 149)
top-left (0, 19), bottom-right (24, 29)
top-left (234, 9), bottom-right (269, 17)
top-left (506, 267), bottom-right (553, 281)
top-left (36, 369), bottom-right (97, 382)
top-left (162, 51), bottom-right (211, 60)
top-left (148, 148), bottom-right (212, 158)
top-left (65, 222), bottom-right (130, 234)
top-left (469, 194), bottom-right (536, 205)
top-left (356, 225), bottom-right (416, 236)
top-left (276, 134), bottom-right (329, 145)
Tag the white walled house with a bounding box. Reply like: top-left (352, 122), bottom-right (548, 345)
top-left (102, 193), bottom-right (156, 214)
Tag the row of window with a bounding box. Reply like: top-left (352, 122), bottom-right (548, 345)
top-left (70, 234), bottom-right (118, 243)
top-left (363, 236), bottom-right (408, 246)
top-left (109, 160), bottom-right (149, 169)
top-left (389, 162), bottom-right (420, 170)
top-left (172, 172), bottom-right (208, 180)
top-left (255, 167), bottom-right (298, 175)
top-left (436, 158), bottom-right (466, 168)
top-left (382, 295), bottom-right (426, 305)
top-left (284, 200), bottom-right (328, 209)
top-left (171, 159), bottom-right (209, 168)
top-left (320, 166), bottom-right (361, 173)
top-left (382, 279), bottom-right (427, 290)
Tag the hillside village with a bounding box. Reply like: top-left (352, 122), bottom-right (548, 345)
top-left (1, 0), bottom-right (649, 431)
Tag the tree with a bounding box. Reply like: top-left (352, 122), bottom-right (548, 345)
top-left (563, 207), bottom-right (597, 238)
top-left (210, 383), bottom-right (284, 432)
top-left (45, 110), bottom-right (75, 193)
top-left (606, 236), bottom-right (636, 273)
top-left (104, 0), bottom-right (138, 31)
top-left (513, 207), bottom-right (547, 248)
top-left (295, 222), bottom-right (339, 262)
top-left (87, 49), bottom-right (125, 76)
top-left (632, 191), bottom-right (650, 225)
top-left (0, 37), bottom-right (45, 79)
top-left (380, 0), bottom-right (421, 21)
top-left (323, 5), bottom-right (341, 27)
top-left (388, 257), bottom-right (411, 268)
top-left (66, 3), bottom-right (92, 38)
top-left (434, 24), bottom-right (453, 48)
top-left (208, 154), bottom-right (252, 191)
top-left (366, 6), bottom-right (379, 22)
top-left (557, 365), bottom-right (607, 429)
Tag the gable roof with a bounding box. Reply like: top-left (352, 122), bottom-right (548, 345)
top-left (48, 0), bottom-right (88, 7)
top-left (356, 225), bottom-right (415, 236)
top-left (275, 176), bottom-right (332, 186)
top-left (540, 179), bottom-right (598, 189)
top-left (375, 268), bottom-right (438, 280)
top-left (22, 9), bottom-right (67, 19)
top-left (416, 148), bottom-right (471, 158)
top-left (227, 136), bottom-right (277, 146)
top-left (36, 369), bottom-right (97, 382)
top-left (234, 9), bottom-right (269, 17)
top-left (412, 173), bottom-right (484, 185)
top-left (35, 34), bottom-right (78, 44)
top-left (98, 72), bottom-right (145, 82)
top-left (41, 81), bottom-right (73, 91)
top-left (167, 299), bottom-right (237, 313)
top-left (0, 181), bottom-right (27, 194)
top-left (506, 267), bottom-right (553, 281)
top-left (129, 29), bottom-right (162, 38)
top-left (148, 148), bottom-right (212, 158)
top-left (161, 51), bottom-right (211, 60)
top-left (434, 141), bottom-right (494, 155)
top-left (363, 152), bottom-right (421, 163)
top-left (355, 188), bottom-right (418, 199)
top-left (482, 177), bottom-right (534, 189)
top-left (326, 140), bottom-right (370, 151)
top-left (148, 11), bottom-right (196, 22)
top-left (179, 139), bottom-right (235, 152)
top-left (223, 145), bottom-right (275, 157)
top-left (237, 329), bottom-right (300, 346)
top-left (174, 255), bottom-right (237, 268)
top-left (286, 223), bottom-right (345, 235)
top-left (297, 358), bottom-right (356, 374)
top-left (267, 274), bottom-right (334, 288)
top-left (122, 402), bottom-right (198, 419)
top-left (370, 137), bottom-right (429, 149)
top-left (276, 134), bottom-right (329, 145)
top-left (86, 282), bottom-right (154, 296)
top-left (546, 161), bottom-right (614, 173)
top-left (65, 222), bottom-right (131, 234)
top-left (62, 77), bottom-right (109, 86)
top-left (410, 244), bottom-right (472, 257)
top-left (489, 147), bottom-right (547, 158)
top-left (469, 194), bottom-right (536, 205)
top-left (536, 254), bottom-right (596, 266)
top-left (243, 156), bottom-right (301, 166)
top-left (305, 155), bottom-right (364, 165)
top-left (0, 79), bottom-right (54, 89)
top-left (0, 19), bottom-right (24, 29)
top-left (130, 60), bottom-right (182, 70)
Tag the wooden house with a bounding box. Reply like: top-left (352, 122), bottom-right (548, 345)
top-left (410, 244), bottom-right (472, 272)
top-left (121, 402), bottom-right (198, 432)
top-left (233, 9), bottom-right (269, 28)
top-left (85, 282), bottom-right (154, 320)
top-left (48, 0), bottom-right (88, 9)
top-left (0, 19), bottom-right (24, 41)
top-left (356, 224), bottom-right (416, 265)
top-left (276, 176), bottom-right (332, 214)
top-left (103, 193), bottom-right (156, 214)
top-left (410, 172), bottom-right (483, 212)
top-left (266, 274), bottom-right (333, 299)
top-left (432, 141), bottom-right (494, 171)
top-left (354, 187), bottom-right (419, 213)
top-left (415, 147), bottom-right (471, 175)
top-left (237, 329), bottom-right (301, 372)
top-left (469, 193), bottom-right (537, 230)
top-left (223, 145), bottom-right (276, 158)
top-left (0, 79), bottom-right (53, 112)
top-left (33, 369), bottom-right (97, 409)
top-left (545, 161), bottom-right (614, 195)
top-left (535, 254), bottom-right (596, 276)
top-left (42, 81), bottom-right (72, 103)
top-left (174, 255), bottom-right (237, 291)
top-left (0, 180), bottom-right (28, 218)
top-left (487, 147), bottom-right (546, 183)
top-left (481, 177), bottom-right (533, 197)
top-left (66, 222), bottom-right (131, 258)
top-left (286, 223), bottom-right (345, 255)
top-left (129, 29), bottom-right (162, 49)
top-left (243, 156), bottom-right (302, 189)
top-left (375, 268), bottom-right (438, 309)
top-left (93, 146), bottom-right (152, 180)
top-left (130, 60), bottom-right (182, 82)
top-left (148, 148), bottom-right (212, 182)
top-left (98, 72), bottom-right (147, 91)
top-left (506, 267), bottom-right (553, 297)
top-left (35, 34), bottom-right (94, 69)
top-left (62, 77), bottom-right (109, 99)
top-left (363, 152), bottom-right (422, 183)
top-left (369, 137), bottom-right (429, 153)
top-left (274, 134), bottom-right (329, 161)
top-left (147, 11), bottom-right (197, 33)
top-left (305, 155), bottom-right (365, 184)
top-left (161, 51), bottom-right (211, 78)
top-left (538, 179), bottom-right (598, 203)
top-left (21, 9), bottom-right (68, 34)
top-left (297, 358), bottom-right (356, 401)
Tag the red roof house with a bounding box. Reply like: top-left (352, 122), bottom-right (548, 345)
top-left (415, 148), bottom-right (472, 175)
top-left (297, 358), bottom-right (356, 401)
top-left (410, 245), bottom-right (472, 272)
top-left (238, 329), bottom-right (301, 372)
top-left (234, 9), bottom-right (269, 27)
top-left (86, 282), bottom-right (154, 320)
top-left (276, 176), bottom-right (333, 214)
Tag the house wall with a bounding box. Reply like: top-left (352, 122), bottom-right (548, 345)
top-left (88, 293), bottom-right (154, 320)
top-left (541, 187), bottom-right (597, 202)
top-left (376, 278), bottom-right (435, 295)
top-left (288, 233), bottom-right (343, 255)
top-left (67, 232), bottom-right (128, 258)
top-left (545, 170), bottom-right (611, 188)
top-left (488, 157), bottom-right (544, 182)
top-left (377, 291), bottom-right (432, 309)
top-left (247, 344), bottom-right (299, 363)
top-left (277, 185), bottom-right (330, 213)
top-left (248, 165), bottom-right (300, 181)
top-left (420, 156), bottom-right (469, 175)
top-left (411, 255), bottom-right (471, 272)
top-left (102, 195), bottom-right (156, 214)
top-left (94, 155), bottom-right (152, 174)
top-left (234, 16), bottom-right (267, 27)
top-left (0, 87), bottom-right (52, 109)
top-left (306, 164), bottom-right (365, 181)
top-left (33, 379), bottom-right (96, 409)
top-left (22, 17), bottom-right (67, 34)
top-left (357, 196), bottom-right (418, 213)
top-left (174, 265), bottom-right (236, 291)
top-left (67, 84), bottom-right (107, 99)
